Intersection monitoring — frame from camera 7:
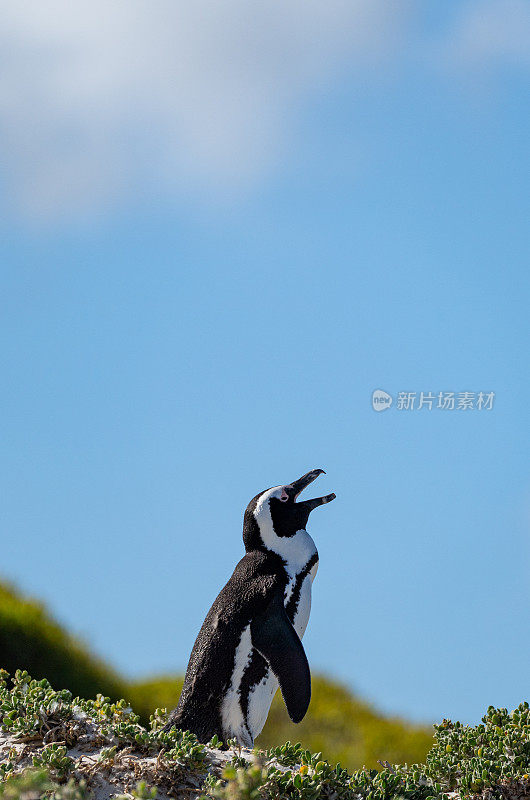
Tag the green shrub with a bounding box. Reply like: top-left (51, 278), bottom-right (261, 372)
top-left (128, 674), bottom-right (433, 770)
top-left (127, 675), bottom-right (183, 723)
top-left (0, 669), bottom-right (529, 800)
top-left (258, 674), bottom-right (433, 768)
top-left (0, 582), bottom-right (123, 701)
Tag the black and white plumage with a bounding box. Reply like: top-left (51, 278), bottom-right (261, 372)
top-left (164, 469), bottom-right (336, 746)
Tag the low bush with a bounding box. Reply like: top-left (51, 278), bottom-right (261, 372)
top-left (0, 670), bottom-right (529, 800)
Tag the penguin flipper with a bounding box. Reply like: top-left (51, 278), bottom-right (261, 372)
top-left (250, 591), bottom-right (311, 724)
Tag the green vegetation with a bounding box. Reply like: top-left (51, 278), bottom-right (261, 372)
top-left (0, 669), bottom-right (208, 797)
top-left (127, 675), bottom-right (432, 769)
top-left (258, 676), bottom-right (432, 768)
top-left (0, 579), bottom-right (432, 770)
top-left (0, 670), bottom-right (529, 800)
top-left (210, 708), bottom-right (530, 800)
top-left (0, 582), bottom-right (123, 701)
top-left (127, 678), bottom-right (184, 725)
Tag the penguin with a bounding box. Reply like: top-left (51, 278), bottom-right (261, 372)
top-left (164, 468), bottom-right (335, 747)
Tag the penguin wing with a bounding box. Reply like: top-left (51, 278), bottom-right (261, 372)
top-left (250, 590), bottom-right (311, 724)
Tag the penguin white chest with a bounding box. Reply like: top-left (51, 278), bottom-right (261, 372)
top-left (291, 567), bottom-right (316, 639)
top-left (246, 558), bottom-right (318, 741)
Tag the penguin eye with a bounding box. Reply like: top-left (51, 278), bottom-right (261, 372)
top-left (279, 489), bottom-right (289, 502)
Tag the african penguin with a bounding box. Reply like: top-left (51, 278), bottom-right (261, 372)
top-left (164, 468), bottom-right (336, 747)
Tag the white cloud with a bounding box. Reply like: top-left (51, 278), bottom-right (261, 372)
top-left (444, 0), bottom-right (530, 69)
top-left (2, 1), bottom-right (529, 224)
top-left (0, 0), bottom-right (412, 221)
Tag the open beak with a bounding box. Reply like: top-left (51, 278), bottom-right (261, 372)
top-left (287, 469), bottom-right (336, 510)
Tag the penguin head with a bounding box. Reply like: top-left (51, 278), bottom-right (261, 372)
top-left (243, 469), bottom-right (336, 554)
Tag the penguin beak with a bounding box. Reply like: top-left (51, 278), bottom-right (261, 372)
top-left (287, 469), bottom-right (336, 510)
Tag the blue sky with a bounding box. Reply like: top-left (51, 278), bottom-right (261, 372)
top-left (1, 1), bottom-right (529, 726)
